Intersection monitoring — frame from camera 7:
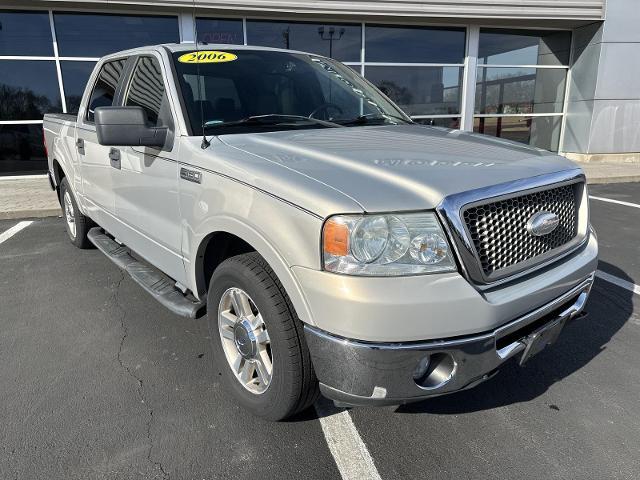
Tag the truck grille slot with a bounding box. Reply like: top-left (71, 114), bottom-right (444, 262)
top-left (462, 184), bottom-right (579, 277)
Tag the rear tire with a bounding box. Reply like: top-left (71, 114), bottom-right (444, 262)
top-left (60, 178), bottom-right (93, 249)
top-left (207, 252), bottom-right (319, 421)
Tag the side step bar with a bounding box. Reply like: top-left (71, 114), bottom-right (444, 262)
top-left (88, 227), bottom-right (205, 319)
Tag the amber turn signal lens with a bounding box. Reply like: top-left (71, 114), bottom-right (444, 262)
top-left (323, 219), bottom-right (349, 256)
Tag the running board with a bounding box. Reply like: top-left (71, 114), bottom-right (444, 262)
top-left (88, 227), bottom-right (205, 319)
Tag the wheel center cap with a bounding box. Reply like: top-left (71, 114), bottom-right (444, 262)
top-left (234, 319), bottom-right (257, 359)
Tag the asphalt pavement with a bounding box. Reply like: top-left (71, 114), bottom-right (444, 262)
top-left (1, 183), bottom-right (639, 479)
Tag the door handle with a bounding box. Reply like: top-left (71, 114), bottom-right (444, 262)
top-left (75, 138), bottom-right (85, 155)
top-left (109, 148), bottom-right (121, 169)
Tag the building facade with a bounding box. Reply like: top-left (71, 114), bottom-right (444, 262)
top-left (0, 0), bottom-right (636, 176)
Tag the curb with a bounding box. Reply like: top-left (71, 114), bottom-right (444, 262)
top-left (587, 175), bottom-right (640, 185)
top-left (0, 208), bottom-right (62, 220)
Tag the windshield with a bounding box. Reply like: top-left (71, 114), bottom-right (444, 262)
top-left (171, 48), bottom-right (412, 135)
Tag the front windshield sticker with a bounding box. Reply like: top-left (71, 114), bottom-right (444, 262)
top-left (177, 51), bottom-right (237, 64)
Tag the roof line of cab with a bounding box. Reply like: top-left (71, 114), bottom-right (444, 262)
top-left (98, 42), bottom-right (324, 63)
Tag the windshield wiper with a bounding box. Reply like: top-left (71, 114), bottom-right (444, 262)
top-left (338, 113), bottom-right (414, 126)
top-left (204, 114), bottom-right (342, 130)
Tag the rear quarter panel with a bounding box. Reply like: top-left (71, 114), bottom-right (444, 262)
top-left (43, 114), bottom-right (81, 203)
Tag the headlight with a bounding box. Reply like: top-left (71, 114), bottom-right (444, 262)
top-left (322, 212), bottom-right (457, 276)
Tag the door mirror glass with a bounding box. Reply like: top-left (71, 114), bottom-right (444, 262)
top-left (94, 106), bottom-right (167, 147)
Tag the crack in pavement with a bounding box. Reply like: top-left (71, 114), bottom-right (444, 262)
top-left (112, 271), bottom-right (170, 480)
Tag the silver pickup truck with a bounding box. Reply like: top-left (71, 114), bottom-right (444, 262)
top-left (44, 44), bottom-right (598, 421)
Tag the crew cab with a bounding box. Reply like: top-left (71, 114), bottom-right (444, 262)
top-left (43, 44), bottom-right (598, 420)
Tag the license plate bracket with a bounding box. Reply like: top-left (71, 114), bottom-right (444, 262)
top-left (519, 316), bottom-right (567, 365)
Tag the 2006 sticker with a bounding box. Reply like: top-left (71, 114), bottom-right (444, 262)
top-left (178, 51), bottom-right (237, 64)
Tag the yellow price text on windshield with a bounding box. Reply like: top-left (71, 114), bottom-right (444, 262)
top-left (178, 51), bottom-right (237, 64)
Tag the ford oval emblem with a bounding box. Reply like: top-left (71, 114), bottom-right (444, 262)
top-left (526, 211), bottom-right (560, 237)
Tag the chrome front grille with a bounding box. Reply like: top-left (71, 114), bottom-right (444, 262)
top-left (462, 184), bottom-right (579, 277)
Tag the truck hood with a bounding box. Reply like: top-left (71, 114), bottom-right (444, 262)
top-left (220, 124), bottom-right (580, 212)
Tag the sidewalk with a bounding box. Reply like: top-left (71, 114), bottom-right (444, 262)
top-left (0, 176), bottom-right (61, 220)
top-left (1, 164), bottom-right (639, 219)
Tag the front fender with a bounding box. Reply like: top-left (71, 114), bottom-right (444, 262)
top-left (182, 173), bottom-right (324, 325)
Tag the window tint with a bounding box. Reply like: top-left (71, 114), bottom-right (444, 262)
top-left (247, 21), bottom-right (361, 62)
top-left (61, 61), bottom-right (97, 115)
top-left (474, 116), bottom-right (562, 151)
top-left (196, 18), bottom-right (244, 45)
top-left (0, 11), bottom-right (54, 56)
top-left (86, 59), bottom-right (126, 122)
top-left (365, 66), bottom-right (463, 115)
top-left (0, 61), bottom-right (62, 120)
top-left (475, 67), bottom-right (566, 114)
top-left (125, 56), bottom-right (168, 126)
top-left (478, 29), bottom-right (571, 66)
top-left (54, 13), bottom-right (179, 57)
top-left (365, 26), bottom-right (466, 63)
top-left (0, 124), bottom-right (47, 175)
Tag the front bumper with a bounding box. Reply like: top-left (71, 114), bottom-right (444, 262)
top-left (304, 273), bottom-right (594, 407)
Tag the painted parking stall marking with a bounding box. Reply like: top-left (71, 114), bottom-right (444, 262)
top-left (590, 195), bottom-right (640, 210)
top-left (0, 221), bottom-right (33, 245)
top-left (315, 401), bottom-right (382, 480)
top-left (596, 270), bottom-right (640, 296)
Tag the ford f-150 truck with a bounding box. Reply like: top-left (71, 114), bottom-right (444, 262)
top-left (43, 44), bottom-right (598, 421)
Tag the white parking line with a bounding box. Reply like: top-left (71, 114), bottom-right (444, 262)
top-left (590, 195), bottom-right (640, 210)
top-left (596, 270), bottom-right (640, 296)
top-left (0, 221), bottom-right (33, 245)
top-left (315, 402), bottom-right (382, 480)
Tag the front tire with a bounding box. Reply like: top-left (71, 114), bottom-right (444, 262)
top-left (207, 252), bottom-right (319, 421)
top-left (60, 178), bottom-right (92, 249)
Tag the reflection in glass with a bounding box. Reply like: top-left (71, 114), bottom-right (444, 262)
top-left (61, 61), bottom-right (97, 115)
top-left (0, 124), bottom-right (47, 175)
top-left (365, 25), bottom-right (465, 63)
top-left (54, 13), bottom-right (179, 57)
top-left (365, 66), bottom-right (463, 115)
top-left (0, 11), bottom-right (53, 56)
top-left (196, 18), bottom-right (244, 45)
top-left (413, 117), bottom-right (461, 129)
top-left (0, 61), bottom-right (62, 120)
top-left (478, 28), bottom-right (571, 66)
top-left (86, 59), bottom-right (126, 122)
top-left (125, 57), bottom-right (166, 126)
top-left (474, 116), bottom-right (562, 151)
top-left (246, 21), bottom-right (361, 61)
top-left (475, 67), bottom-right (566, 115)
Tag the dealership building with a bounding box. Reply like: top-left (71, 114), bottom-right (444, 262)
top-left (0, 0), bottom-right (637, 176)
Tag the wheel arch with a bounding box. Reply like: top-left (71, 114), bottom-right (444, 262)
top-left (192, 221), bottom-right (315, 326)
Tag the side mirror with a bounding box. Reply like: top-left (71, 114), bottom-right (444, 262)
top-left (94, 106), bottom-right (168, 148)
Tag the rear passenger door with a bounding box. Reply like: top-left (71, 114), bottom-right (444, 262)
top-left (77, 58), bottom-right (128, 228)
top-left (111, 53), bottom-right (186, 285)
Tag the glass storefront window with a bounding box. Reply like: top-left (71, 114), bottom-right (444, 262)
top-left (474, 116), bottom-right (562, 151)
top-left (365, 25), bottom-right (465, 64)
top-left (478, 28), bottom-right (571, 66)
top-left (0, 61), bottom-right (62, 120)
top-left (60, 61), bottom-right (97, 115)
top-left (53, 13), bottom-right (179, 57)
top-left (0, 11), bottom-right (53, 56)
top-left (365, 66), bottom-right (463, 116)
top-left (0, 124), bottom-right (47, 175)
top-left (475, 67), bottom-right (566, 114)
top-left (246, 21), bottom-right (361, 62)
top-left (196, 18), bottom-right (244, 45)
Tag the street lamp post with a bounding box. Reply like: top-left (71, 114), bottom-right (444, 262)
top-left (317, 26), bottom-right (345, 58)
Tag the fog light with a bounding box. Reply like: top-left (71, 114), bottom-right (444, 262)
top-left (413, 352), bottom-right (456, 390)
